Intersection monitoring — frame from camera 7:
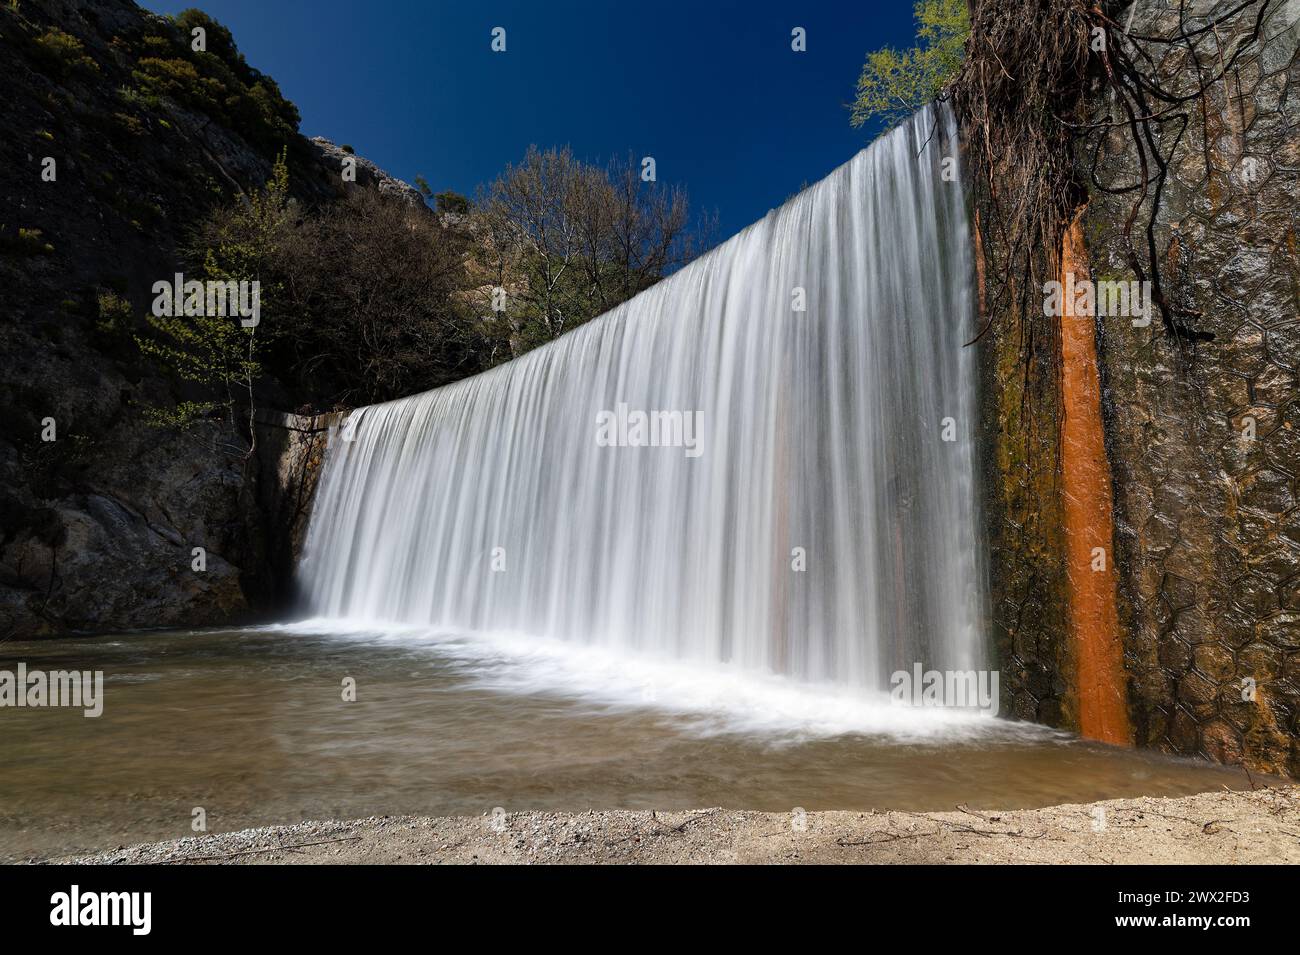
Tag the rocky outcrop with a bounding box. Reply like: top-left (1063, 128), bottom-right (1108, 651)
top-left (252, 410), bottom-right (343, 611)
top-left (0, 0), bottom-right (415, 637)
top-left (0, 422), bottom-right (250, 637)
top-left (309, 138), bottom-right (427, 207)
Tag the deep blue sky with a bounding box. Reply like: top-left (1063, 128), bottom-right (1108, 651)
top-left (140, 0), bottom-right (916, 240)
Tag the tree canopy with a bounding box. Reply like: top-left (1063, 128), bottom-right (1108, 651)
top-left (850, 0), bottom-right (970, 130)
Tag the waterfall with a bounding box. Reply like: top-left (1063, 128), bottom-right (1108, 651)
top-left (299, 103), bottom-right (984, 694)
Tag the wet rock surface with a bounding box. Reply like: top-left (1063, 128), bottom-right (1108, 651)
top-left (1082, 0), bottom-right (1300, 776)
top-left (974, 0), bottom-right (1299, 776)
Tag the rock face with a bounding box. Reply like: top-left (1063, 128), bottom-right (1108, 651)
top-left (975, 254), bottom-right (1073, 728)
top-left (1, 0), bottom-right (258, 637)
top-left (309, 138), bottom-right (427, 208)
top-left (0, 0), bottom-right (413, 637)
top-left (0, 424), bottom-right (251, 637)
top-left (978, 0), bottom-right (1299, 776)
top-left (1081, 0), bottom-right (1300, 776)
top-left (252, 410), bottom-right (344, 612)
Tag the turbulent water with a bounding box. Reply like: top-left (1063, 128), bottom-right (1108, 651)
top-left (301, 103), bottom-right (983, 693)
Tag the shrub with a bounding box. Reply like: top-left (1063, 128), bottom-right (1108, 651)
top-left (113, 112), bottom-right (145, 136)
top-left (434, 191), bottom-right (470, 215)
top-left (33, 28), bottom-right (99, 77)
top-left (124, 12), bottom-right (302, 158)
top-left (135, 153), bottom-right (291, 441)
top-left (95, 289), bottom-right (134, 338)
top-left (1, 227), bottom-right (54, 256)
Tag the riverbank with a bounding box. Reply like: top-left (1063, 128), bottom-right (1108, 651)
top-left (47, 785), bottom-right (1300, 865)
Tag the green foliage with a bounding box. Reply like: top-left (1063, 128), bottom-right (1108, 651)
top-left (95, 289), bottom-right (132, 337)
top-left (1, 226), bottom-right (54, 256)
top-left (141, 400), bottom-right (220, 429)
top-left (132, 55), bottom-right (207, 103)
top-left (136, 306), bottom-right (259, 428)
top-left (117, 84), bottom-right (160, 112)
top-left (414, 175), bottom-right (433, 198)
top-left (198, 148), bottom-right (292, 304)
top-left (136, 152), bottom-right (292, 432)
top-left (112, 111), bottom-right (145, 136)
top-left (850, 0), bottom-right (969, 130)
top-left (126, 10), bottom-right (300, 156)
top-left (166, 149), bottom-right (491, 408)
top-left (434, 190), bottom-right (470, 215)
top-left (89, 288), bottom-right (140, 361)
top-left (32, 28), bottom-right (99, 77)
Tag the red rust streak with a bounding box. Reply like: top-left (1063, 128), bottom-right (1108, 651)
top-left (1060, 213), bottom-right (1132, 745)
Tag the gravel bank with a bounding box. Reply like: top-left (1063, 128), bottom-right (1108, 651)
top-left (40, 786), bottom-right (1300, 865)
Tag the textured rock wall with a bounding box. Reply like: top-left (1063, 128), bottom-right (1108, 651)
top-left (0, 422), bottom-right (252, 637)
top-left (975, 0), bottom-right (1299, 775)
top-left (252, 410), bottom-right (342, 611)
top-left (975, 235), bottom-right (1075, 727)
top-left (1, 0), bottom-right (410, 636)
top-left (1082, 0), bottom-right (1300, 775)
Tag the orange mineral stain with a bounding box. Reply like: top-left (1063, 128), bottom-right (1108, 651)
top-left (1060, 214), bottom-right (1132, 745)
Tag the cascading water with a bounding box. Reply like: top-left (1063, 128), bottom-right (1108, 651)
top-left (300, 103), bottom-right (984, 698)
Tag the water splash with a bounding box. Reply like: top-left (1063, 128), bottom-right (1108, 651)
top-left (300, 103), bottom-right (984, 693)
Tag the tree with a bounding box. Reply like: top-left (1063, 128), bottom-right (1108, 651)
top-left (477, 146), bottom-right (584, 350)
top-left (602, 155), bottom-right (697, 304)
top-left (137, 151), bottom-right (293, 451)
top-left (475, 146), bottom-right (709, 363)
top-left (273, 190), bottom-right (480, 406)
top-left (141, 146), bottom-right (709, 414)
top-left (850, 0), bottom-right (969, 130)
top-left (435, 190), bottom-right (470, 215)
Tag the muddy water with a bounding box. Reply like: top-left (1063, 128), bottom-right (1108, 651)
top-left (0, 625), bottom-right (1255, 861)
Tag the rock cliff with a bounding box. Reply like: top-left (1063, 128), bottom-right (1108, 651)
top-left (0, 0), bottom-right (416, 637)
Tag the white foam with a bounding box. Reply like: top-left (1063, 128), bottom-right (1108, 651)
top-left (268, 618), bottom-right (1060, 746)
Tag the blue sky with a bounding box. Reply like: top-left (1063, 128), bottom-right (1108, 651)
top-left (141, 0), bottom-right (917, 240)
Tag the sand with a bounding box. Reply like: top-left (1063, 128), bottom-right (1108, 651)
top-left (48, 785), bottom-right (1300, 865)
